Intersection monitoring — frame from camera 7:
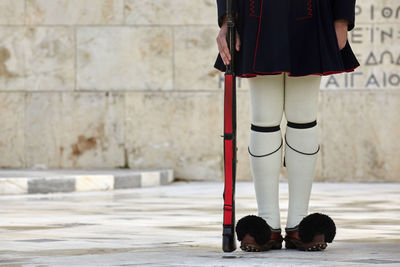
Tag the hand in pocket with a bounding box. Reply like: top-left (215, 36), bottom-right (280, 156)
top-left (334, 19), bottom-right (348, 50)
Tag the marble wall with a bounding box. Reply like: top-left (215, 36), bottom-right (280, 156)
top-left (0, 0), bottom-right (398, 182)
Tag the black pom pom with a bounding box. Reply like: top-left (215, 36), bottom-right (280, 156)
top-left (235, 215), bottom-right (271, 246)
top-left (298, 213), bottom-right (336, 243)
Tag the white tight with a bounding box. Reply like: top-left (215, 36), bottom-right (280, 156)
top-left (248, 72), bottom-right (321, 229)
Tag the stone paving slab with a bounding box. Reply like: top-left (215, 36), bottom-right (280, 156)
top-left (0, 168), bottom-right (174, 195)
top-left (0, 181), bottom-right (399, 266)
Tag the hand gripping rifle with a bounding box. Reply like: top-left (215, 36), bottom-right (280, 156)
top-left (222, 0), bottom-right (237, 253)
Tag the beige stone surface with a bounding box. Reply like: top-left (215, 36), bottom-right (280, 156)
top-left (318, 90), bottom-right (400, 182)
top-left (125, 92), bottom-right (223, 180)
top-left (124, 0), bottom-right (215, 25)
top-left (25, 27), bottom-right (75, 91)
top-left (175, 26), bottom-right (224, 91)
top-left (25, 92), bottom-right (125, 168)
top-left (0, 27), bottom-right (25, 90)
top-left (355, 0), bottom-right (400, 24)
top-left (75, 175), bottom-right (114, 191)
top-left (174, 26), bottom-right (251, 91)
top-left (0, 27), bottom-right (74, 91)
top-left (26, 0), bottom-right (124, 25)
top-left (77, 27), bottom-right (173, 91)
top-left (0, 93), bottom-right (25, 167)
top-left (0, 178), bottom-right (27, 194)
top-left (141, 171), bottom-right (161, 187)
top-left (0, 0), bottom-right (24, 25)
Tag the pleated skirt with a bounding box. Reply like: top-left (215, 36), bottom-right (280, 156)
top-left (213, 0), bottom-right (360, 78)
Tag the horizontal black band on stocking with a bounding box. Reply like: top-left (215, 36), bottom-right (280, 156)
top-left (287, 120), bottom-right (317, 129)
top-left (251, 124), bottom-right (280, 132)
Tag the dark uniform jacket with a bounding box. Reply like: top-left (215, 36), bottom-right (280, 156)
top-left (213, 0), bottom-right (360, 77)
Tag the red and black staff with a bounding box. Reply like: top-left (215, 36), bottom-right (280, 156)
top-left (222, 0), bottom-right (237, 253)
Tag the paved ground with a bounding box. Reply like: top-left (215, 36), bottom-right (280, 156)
top-left (0, 181), bottom-right (399, 266)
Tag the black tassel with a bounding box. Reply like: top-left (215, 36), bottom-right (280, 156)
top-left (298, 213), bottom-right (336, 243)
top-left (236, 215), bottom-right (271, 246)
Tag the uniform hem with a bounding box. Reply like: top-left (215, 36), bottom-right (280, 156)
top-left (214, 65), bottom-right (359, 78)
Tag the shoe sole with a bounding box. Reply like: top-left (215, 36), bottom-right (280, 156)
top-left (240, 240), bottom-right (283, 252)
top-left (285, 237), bottom-right (328, 251)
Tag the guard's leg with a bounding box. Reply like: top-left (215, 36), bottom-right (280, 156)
top-left (284, 73), bottom-right (321, 229)
top-left (248, 74), bottom-right (284, 230)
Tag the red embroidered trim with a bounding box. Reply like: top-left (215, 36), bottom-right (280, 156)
top-left (249, 0), bottom-right (256, 17)
top-left (296, 0), bottom-right (313, 21)
top-left (307, 0), bottom-right (313, 16)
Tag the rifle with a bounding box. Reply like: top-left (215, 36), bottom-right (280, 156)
top-left (222, 0), bottom-right (237, 253)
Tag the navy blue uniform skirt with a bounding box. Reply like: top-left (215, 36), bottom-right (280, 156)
top-left (214, 0), bottom-right (360, 78)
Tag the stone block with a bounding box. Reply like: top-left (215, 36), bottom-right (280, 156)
top-left (175, 26), bottom-right (228, 91)
top-left (0, 178), bottom-right (27, 194)
top-left (0, 27), bottom-right (25, 90)
top-left (25, 92), bottom-right (125, 168)
top-left (114, 173), bottom-right (141, 189)
top-left (0, 0), bottom-right (24, 25)
top-left (28, 177), bottom-right (75, 194)
top-left (355, 0), bottom-right (400, 24)
top-left (77, 27), bottom-right (173, 90)
top-left (25, 27), bottom-right (75, 91)
top-left (160, 169), bottom-right (174, 185)
top-left (174, 26), bottom-right (251, 91)
top-left (318, 91), bottom-right (400, 182)
top-left (124, 0), bottom-right (215, 25)
top-left (26, 0), bottom-right (124, 25)
top-left (0, 93), bottom-right (25, 167)
top-left (141, 171), bottom-right (160, 187)
top-left (75, 175), bottom-right (114, 191)
top-left (0, 27), bottom-right (74, 91)
top-left (125, 92), bottom-right (223, 180)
